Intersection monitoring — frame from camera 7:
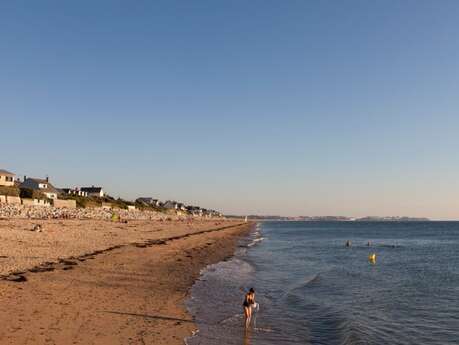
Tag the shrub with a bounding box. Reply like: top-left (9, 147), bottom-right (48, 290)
top-left (19, 188), bottom-right (48, 200)
top-left (0, 186), bottom-right (20, 197)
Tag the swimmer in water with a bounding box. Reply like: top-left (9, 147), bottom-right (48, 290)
top-left (243, 288), bottom-right (256, 328)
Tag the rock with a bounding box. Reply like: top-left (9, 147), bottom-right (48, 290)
top-left (58, 259), bottom-right (77, 266)
top-left (0, 204), bottom-right (172, 221)
top-left (29, 266), bottom-right (54, 273)
top-left (5, 274), bottom-right (27, 282)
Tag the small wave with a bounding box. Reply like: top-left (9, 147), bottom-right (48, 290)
top-left (247, 237), bottom-right (265, 247)
top-left (302, 305), bottom-right (372, 345)
top-left (201, 258), bottom-right (255, 280)
top-left (219, 313), bottom-right (243, 325)
top-left (289, 273), bottom-right (321, 292)
top-left (283, 273), bottom-right (322, 308)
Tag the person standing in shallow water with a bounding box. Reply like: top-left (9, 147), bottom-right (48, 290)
top-left (243, 288), bottom-right (256, 328)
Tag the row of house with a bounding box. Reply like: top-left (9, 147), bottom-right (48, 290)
top-left (61, 186), bottom-right (105, 198)
top-left (136, 197), bottom-right (222, 217)
top-left (0, 169), bottom-right (105, 201)
top-left (1, 168), bottom-right (223, 217)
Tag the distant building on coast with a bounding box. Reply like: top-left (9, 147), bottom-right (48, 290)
top-left (61, 187), bottom-right (89, 197)
top-left (1, 168), bottom-right (224, 216)
top-left (136, 198), bottom-right (222, 217)
top-left (186, 205), bottom-right (203, 217)
top-left (20, 177), bottom-right (59, 199)
top-left (80, 186), bottom-right (105, 198)
top-left (60, 186), bottom-right (105, 198)
top-left (0, 169), bottom-right (15, 187)
top-left (136, 197), bottom-right (161, 207)
top-left (163, 200), bottom-right (191, 212)
top-left (163, 200), bottom-right (178, 210)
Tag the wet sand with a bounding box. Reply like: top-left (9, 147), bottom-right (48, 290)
top-left (0, 220), bottom-right (252, 344)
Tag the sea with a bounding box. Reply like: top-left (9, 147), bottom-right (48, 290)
top-left (185, 221), bottom-right (459, 345)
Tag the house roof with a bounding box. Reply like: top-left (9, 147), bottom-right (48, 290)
top-left (28, 178), bottom-right (48, 184)
top-left (163, 200), bottom-right (177, 208)
top-left (80, 187), bottom-right (103, 193)
top-left (21, 178), bottom-right (59, 194)
top-left (137, 197), bottom-right (159, 204)
top-left (0, 169), bottom-right (15, 176)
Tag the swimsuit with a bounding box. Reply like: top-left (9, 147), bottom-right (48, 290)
top-left (243, 295), bottom-right (253, 308)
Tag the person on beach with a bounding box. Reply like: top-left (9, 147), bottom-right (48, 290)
top-left (243, 288), bottom-right (256, 328)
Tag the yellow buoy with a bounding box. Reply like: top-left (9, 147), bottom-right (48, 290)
top-left (368, 253), bottom-right (376, 264)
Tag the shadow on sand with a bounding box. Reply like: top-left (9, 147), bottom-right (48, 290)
top-left (101, 310), bottom-right (194, 323)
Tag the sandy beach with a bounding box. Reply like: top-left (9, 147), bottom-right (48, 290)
top-left (0, 219), bottom-right (252, 344)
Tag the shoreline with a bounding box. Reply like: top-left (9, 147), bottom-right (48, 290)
top-left (0, 219), bottom-right (253, 344)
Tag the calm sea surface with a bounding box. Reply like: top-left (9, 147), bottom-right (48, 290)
top-left (186, 221), bottom-right (459, 345)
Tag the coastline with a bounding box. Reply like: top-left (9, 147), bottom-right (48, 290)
top-left (0, 219), bottom-right (253, 344)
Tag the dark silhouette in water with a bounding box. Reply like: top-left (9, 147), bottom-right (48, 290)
top-left (243, 288), bottom-right (256, 328)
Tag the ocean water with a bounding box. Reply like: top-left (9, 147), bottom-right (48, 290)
top-left (186, 221), bottom-right (459, 345)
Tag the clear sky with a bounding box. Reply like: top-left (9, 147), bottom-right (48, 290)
top-left (2, 1), bottom-right (459, 219)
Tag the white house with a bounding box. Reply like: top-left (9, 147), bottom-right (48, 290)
top-left (61, 188), bottom-right (88, 197)
top-left (136, 197), bottom-right (161, 207)
top-left (0, 169), bottom-right (15, 187)
top-left (20, 177), bottom-right (59, 199)
top-left (80, 186), bottom-right (105, 198)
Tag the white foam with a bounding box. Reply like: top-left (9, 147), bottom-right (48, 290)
top-left (247, 236), bottom-right (265, 247)
top-left (183, 329), bottom-right (200, 345)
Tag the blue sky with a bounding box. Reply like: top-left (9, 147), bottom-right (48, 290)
top-left (2, 1), bottom-right (459, 218)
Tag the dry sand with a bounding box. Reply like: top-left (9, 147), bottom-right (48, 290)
top-left (0, 219), bottom-right (252, 344)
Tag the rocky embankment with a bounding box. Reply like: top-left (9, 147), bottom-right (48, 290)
top-left (0, 204), bottom-right (169, 220)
